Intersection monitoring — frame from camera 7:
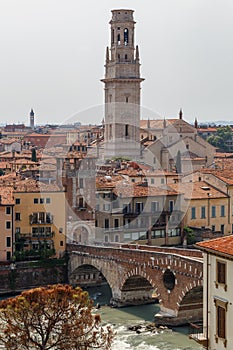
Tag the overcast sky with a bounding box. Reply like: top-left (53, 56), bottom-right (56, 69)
top-left (0, 0), bottom-right (233, 126)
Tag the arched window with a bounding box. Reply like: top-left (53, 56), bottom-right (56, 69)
top-left (125, 124), bottom-right (129, 137)
top-left (124, 28), bottom-right (129, 45)
top-left (117, 34), bottom-right (121, 45)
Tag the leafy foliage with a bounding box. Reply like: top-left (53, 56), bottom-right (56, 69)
top-left (0, 284), bottom-right (114, 350)
top-left (31, 148), bottom-right (37, 162)
top-left (207, 125), bottom-right (233, 151)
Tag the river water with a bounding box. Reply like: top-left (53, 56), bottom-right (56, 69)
top-left (87, 285), bottom-right (203, 350)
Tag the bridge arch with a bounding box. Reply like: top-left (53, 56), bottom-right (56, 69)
top-left (176, 283), bottom-right (203, 322)
top-left (119, 267), bottom-right (162, 305)
top-left (69, 255), bottom-right (123, 301)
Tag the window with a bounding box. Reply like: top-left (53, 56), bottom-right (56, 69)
top-left (212, 206), bottom-right (216, 218)
top-left (15, 227), bottom-right (20, 234)
top-left (79, 178), bottom-right (84, 189)
top-left (46, 198), bottom-right (51, 204)
top-left (214, 297), bottom-right (228, 342)
top-left (115, 235), bottom-right (119, 242)
top-left (34, 198), bottom-right (39, 204)
top-left (6, 221), bottom-right (11, 229)
top-left (161, 178), bottom-right (165, 184)
top-left (136, 202), bottom-right (143, 214)
top-left (104, 219), bottom-right (109, 229)
top-left (6, 207), bottom-right (11, 215)
top-left (123, 204), bottom-right (131, 214)
top-left (6, 252), bottom-right (11, 261)
top-left (40, 198), bottom-right (44, 204)
top-left (221, 224), bottom-right (224, 235)
top-left (104, 235), bottom-right (109, 243)
top-left (6, 237), bottom-right (11, 248)
top-left (15, 198), bottom-right (20, 204)
top-left (221, 205), bottom-right (225, 217)
top-left (117, 33), bottom-right (120, 45)
top-left (217, 261), bottom-right (226, 285)
top-left (125, 96), bottom-right (129, 103)
top-left (201, 206), bottom-right (206, 219)
top-left (151, 201), bottom-right (159, 213)
top-left (125, 54), bottom-right (128, 61)
top-left (60, 241), bottom-right (64, 247)
top-left (217, 306), bottom-right (226, 339)
top-left (212, 225), bottom-right (215, 232)
top-left (111, 29), bottom-right (114, 44)
top-left (15, 213), bottom-right (21, 221)
top-left (59, 228), bottom-right (63, 233)
top-left (169, 200), bottom-right (174, 213)
top-left (125, 124), bottom-right (129, 136)
top-left (191, 207), bottom-right (196, 219)
top-left (114, 219), bottom-right (119, 229)
top-left (124, 28), bottom-right (129, 45)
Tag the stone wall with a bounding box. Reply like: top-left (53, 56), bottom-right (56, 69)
top-left (0, 261), bottom-right (67, 294)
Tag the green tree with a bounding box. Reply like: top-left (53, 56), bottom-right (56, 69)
top-left (31, 148), bottom-right (37, 162)
top-left (0, 284), bottom-right (114, 350)
top-left (207, 125), bottom-right (233, 151)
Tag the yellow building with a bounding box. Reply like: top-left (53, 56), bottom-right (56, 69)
top-left (0, 187), bottom-right (14, 261)
top-left (13, 179), bottom-right (66, 259)
top-left (171, 181), bottom-right (230, 237)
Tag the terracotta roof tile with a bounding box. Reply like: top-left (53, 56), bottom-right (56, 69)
top-left (196, 235), bottom-right (233, 257)
top-left (170, 181), bottom-right (227, 199)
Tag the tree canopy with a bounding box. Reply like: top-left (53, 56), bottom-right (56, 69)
top-left (207, 125), bottom-right (233, 151)
top-left (0, 284), bottom-right (114, 350)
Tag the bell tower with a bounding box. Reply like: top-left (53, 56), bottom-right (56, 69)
top-left (101, 9), bottom-right (144, 158)
top-left (30, 108), bottom-right (35, 130)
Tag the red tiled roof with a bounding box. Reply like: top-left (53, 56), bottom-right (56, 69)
top-left (170, 181), bottom-right (227, 199)
top-left (196, 235), bottom-right (233, 258)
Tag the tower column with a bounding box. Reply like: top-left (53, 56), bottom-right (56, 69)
top-left (101, 9), bottom-right (144, 159)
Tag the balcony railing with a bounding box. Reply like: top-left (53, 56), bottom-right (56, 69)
top-left (29, 214), bottom-right (54, 225)
top-left (189, 324), bottom-right (208, 348)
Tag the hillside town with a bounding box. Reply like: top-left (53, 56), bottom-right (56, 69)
top-left (0, 7), bottom-right (233, 350)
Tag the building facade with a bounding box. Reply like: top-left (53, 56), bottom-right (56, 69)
top-left (195, 236), bottom-right (233, 350)
top-left (101, 9), bottom-right (144, 158)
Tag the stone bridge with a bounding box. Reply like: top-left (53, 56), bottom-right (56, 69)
top-left (67, 243), bottom-right (203, 325)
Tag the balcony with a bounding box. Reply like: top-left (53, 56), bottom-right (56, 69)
top-left (29, 214), bottom-right (54, 225)
top-left (189, 324), bottom-right (208, 348)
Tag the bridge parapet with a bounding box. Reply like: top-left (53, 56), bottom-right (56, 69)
top-left (68, 243), bottom-right (203, 324)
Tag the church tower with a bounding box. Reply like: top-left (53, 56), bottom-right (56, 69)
top-left (30, 109), bottom-right (35, 130)
top-left (101, 10), bottom-right (144, 158)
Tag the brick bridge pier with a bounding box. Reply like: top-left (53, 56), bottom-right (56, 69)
top-left (67, 244), bottom-right (203, 325)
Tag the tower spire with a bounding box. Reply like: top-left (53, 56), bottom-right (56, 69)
top-left (106, 46), bottom-right (109, 63)
top-left (30, 108), bottom-right (35, 130)
top-left (136, 45), bottom-right (140, 61)
top-left (194, 117), bottom-right (198, 129)
top-left (179, 108), bottom-right (183, 120)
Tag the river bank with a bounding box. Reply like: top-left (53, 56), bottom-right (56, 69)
top-left (87, 285), bottom-right (203, 350)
